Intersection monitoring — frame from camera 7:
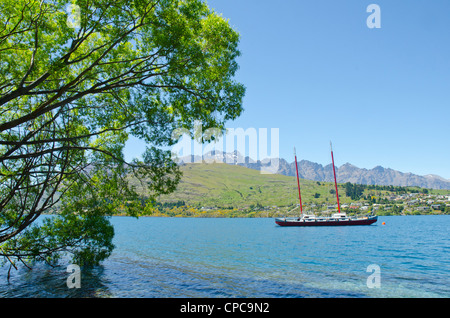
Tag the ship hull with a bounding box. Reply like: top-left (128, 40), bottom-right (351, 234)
top-left (275, 216), bottom-right (378, 227)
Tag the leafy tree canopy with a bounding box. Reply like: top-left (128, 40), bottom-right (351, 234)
top-left (0, 0), bottom-right (244, 272)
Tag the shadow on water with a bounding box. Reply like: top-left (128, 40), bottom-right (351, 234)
top-left (0, 263), bottom-right (112, 298)
top-left (0, 259), bottom-right (368, 298)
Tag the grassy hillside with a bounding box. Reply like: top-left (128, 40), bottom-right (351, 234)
top-left (157, 162), bottom-right (340, 208)
top-left (128, 162), bottom-right (450, 217)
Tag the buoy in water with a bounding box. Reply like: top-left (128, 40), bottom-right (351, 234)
top-left (382, 222), bottom-right (386, 225)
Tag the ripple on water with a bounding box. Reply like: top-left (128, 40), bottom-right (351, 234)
top-left (1, 216), bottom-right (449, 298)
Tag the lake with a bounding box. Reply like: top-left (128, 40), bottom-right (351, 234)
top-left (1, 215), bottom-right (449, 298)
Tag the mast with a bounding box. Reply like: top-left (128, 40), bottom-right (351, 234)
top-left (294, 147), bottom-right (303, 215)
top-left (330, 141), bottom-right (341, 213)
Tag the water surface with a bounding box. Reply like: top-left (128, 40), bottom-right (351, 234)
top-left (1, 216), bottom-right (449, 298)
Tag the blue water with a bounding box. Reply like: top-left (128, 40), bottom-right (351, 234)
top-left (1, 215), bottom-right (449, 298)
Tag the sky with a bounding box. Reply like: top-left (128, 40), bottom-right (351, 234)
top-left (125, 0), bottom-right (450, 179)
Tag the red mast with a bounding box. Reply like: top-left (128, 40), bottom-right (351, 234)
top-left (330, 142), bottom-right (341, 213)
top-left (294, 147), bottom-right (303, 214)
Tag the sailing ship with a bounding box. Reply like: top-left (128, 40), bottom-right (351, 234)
top-left (275, 143), bottom-right (377, 226)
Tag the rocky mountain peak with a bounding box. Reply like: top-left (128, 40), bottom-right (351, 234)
top-left (177, 151), bottom-right (450, 189)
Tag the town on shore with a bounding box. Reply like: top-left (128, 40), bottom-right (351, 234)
top-left (134, 190), bottom-right (450, 218)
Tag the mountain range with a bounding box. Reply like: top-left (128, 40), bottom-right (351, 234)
top-left (177, 151), bottom-right (450, 190)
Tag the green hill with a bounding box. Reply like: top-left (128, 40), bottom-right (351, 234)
top-left (130, 162), bottom-right (450, 217)
top-left (151, 163), bottom-right (360, 217)
top-left (158, 162), bottom-right (329, 208)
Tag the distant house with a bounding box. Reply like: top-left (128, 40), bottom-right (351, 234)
top-left (407, 199), bottom-right (419, 206)
top-left (349, 202), bottom-right (362, 209)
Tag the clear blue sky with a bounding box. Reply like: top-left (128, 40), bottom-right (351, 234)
top-left (205, 0), bottom-right (450, 179)
top-left (125, 0), bottom-right (450, 179)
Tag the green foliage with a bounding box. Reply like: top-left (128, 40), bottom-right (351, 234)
top-left (344, 182), bottom-right (365, 200)
top-left (0, 0), bottom-right (244, 269)
top-left (1, 211), bottom-right (115, 267)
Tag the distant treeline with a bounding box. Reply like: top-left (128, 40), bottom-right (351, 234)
top-left (344, 182), bottom-right (366, 200)
top-left (344, 182), bottom-right (429, 200)
top-left (153, 200), bottom-right (186, 208)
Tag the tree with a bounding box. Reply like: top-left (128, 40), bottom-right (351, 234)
top-left (0, 0), bottom-right (245, 272)
top-left (344, 182), bottom-right (365, 200)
